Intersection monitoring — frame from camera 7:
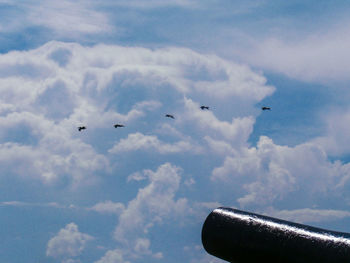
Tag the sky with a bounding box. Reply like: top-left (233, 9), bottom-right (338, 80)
top-left (2, 1), bottom-right (350, 262)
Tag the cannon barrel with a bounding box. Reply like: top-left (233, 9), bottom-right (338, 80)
top-left (201, 207), bottom-right (350, 263)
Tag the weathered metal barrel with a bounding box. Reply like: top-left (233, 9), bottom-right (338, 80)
top-left (201, 207), bottom-right (350, 263)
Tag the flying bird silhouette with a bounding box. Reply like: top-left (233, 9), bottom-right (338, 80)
top-left (165, 114), bottom-right (175, 119)
top-left (78, 126), bottom-right (86, 131)
top-left (114, 124), bottom-right (125, 128)
top-left (200, 106), bottom-right (209, 110)
top-left (261, 106), bottom-right (271, 111)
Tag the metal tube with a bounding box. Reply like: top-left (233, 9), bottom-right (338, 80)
top-left (201, 207), bottom-right (350, 263)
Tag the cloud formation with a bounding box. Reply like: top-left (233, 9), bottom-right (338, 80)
top-left (96, 163), bottom-right (187, 262)
top-left (109, 132), bottom-right (202, 154)
top-left (211, 135), bottom-right (350, 210)
top-left (231, 20), bottom-right (350, 85)
top-left (0, 0), bottom-right (111, 37)
top-left (266, 208), bottom-right (350, 224)
top-left (0, 41), bottom-right (272, 187)
top-left (46, 223), bottom-right (93, 260)
top-left (114, 163), bottom-right (187, 242)
top-left (3, 40), bottom-right (350, 263)
top-left (89, 200), bottom-right (125, 215)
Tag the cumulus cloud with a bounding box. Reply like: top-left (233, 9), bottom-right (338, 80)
top-left (109, 132), bottom-right (203, 154)
top-left (204, 136), bottom-right (237, 156)
top-left (94, 249), bottom-right (129, 263)
top-left (0, 41), bottom-right (288, 262)
top-left (3, 3), bottom-right (350, 263)
top-left (0, 137), bottom-right (108, 185)
top-left (192, 59), bottom-right (274, 100)
top-left (89, 200), bottom-right (125, 215)
top-left (114, 163), bottom-right (188, 243)
top-left (133, 238), bottom-right (152, 256)
top-left (0, 41), bottom-right (271, 186)
top-left (127, 172), bottom-right (147, 182)
top-left (46, 223), bottom-right (93, 260)
top-left (211, 135), bottom-right (350, 209)
top-left (184, 98), bottom-right (255, 145)
top-left (95, 163), bottom-right (187, 262)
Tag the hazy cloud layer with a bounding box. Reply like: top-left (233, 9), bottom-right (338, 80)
top-left (233, 21), bottom-right (350, 85)
top-left (0, 0), bottom-right (111, 36)
top-left (266, 208), bottom-right (350, 224)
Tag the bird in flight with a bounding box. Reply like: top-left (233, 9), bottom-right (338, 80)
top-left (200, 106), bottom-right (209, 110)
top-left (165, 114), bottom-right (175, 119)
top-left (114, 124), bottom-right (125, 128)
top-left (78, 126), bottom-right (86, 131)
top-left (261, 106), bottom-right (271, 111)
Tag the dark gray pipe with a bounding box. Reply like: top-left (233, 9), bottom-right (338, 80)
top-left (201, 207), bottom-right (350, 263)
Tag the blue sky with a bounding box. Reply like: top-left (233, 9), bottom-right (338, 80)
top-left (2, 1), bottom-right (350, 262)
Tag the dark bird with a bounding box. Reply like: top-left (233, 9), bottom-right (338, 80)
top-left (200, 106), bottom-right (210, 110)
top-left (78, 126), bottom-right (86, 131)
top-left (165, 114), bottom-right (175, 119)
top-left (114, 124), bottom-right (125, 128)
top-left (261, 106), bottom-right (271, 111)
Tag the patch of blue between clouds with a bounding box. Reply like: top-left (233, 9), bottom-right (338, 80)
top-left (249, 72), bottom-right (333, 147)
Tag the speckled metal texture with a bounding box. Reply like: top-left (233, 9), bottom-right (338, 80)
top-left (201, 207), bottom-right (350, 263)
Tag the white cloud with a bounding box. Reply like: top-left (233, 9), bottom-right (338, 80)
top-left (0, 41), bottom-right (265, 185)
top-left (0, 41), bottom-right (292, 262)
top-left (133, 100), bottom-right (162, 112)
top-left (0, 201), bottom-right (62, 208)
top-left (95, 163), bottom-right (186, 262)
top-left (1, 0), bottom-right (112, 36)
top-left (89, 201), bottom-right (125, 215)
top-left (183, 98), bottom-right (255, 145)
top-left (0, 138), bottom-right (108, 186)
top-left (192, 59), bottom-right (274, 100)
top-left (190, 252), bottom-right (228, 263)
top-left (234, 21), bottom-right (350, 85)
top-left (156, 123), bottom-right (185, 139)
top-left (212, 135), bottom-right (350, 208)
top-left (266, 208), bottom-right (350, 224)
top-left (107, 0), bottom-right (196, 9)
top-left (94, 249), bottom-right (130, 263)
top-left (313, 109), bottom-right (350, 156)
top-left (127, 172), bottom-right (147, 182)
top-left (114, 163), bottom-right (188, 243)
top-left (62, 259), bottom-right (80, 263)
top-left (134, 238), bottom-right (152, 255)
top-left (132, 238), bottom-right (164, 258)
top-left (204, 136), bottom-right (237, 156)
top-left (184, 178), bottom-right (196, 187)
top-left (153, 252), bottom-right (164, 259)
top-left (0, 41), bottom-right (273, 189)
top-left (46, 223), bottom-right (93, 260)
top-left (109, 132), bottom-right (203, 154)
top-left (2, 40), bottom-right (349, 211)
